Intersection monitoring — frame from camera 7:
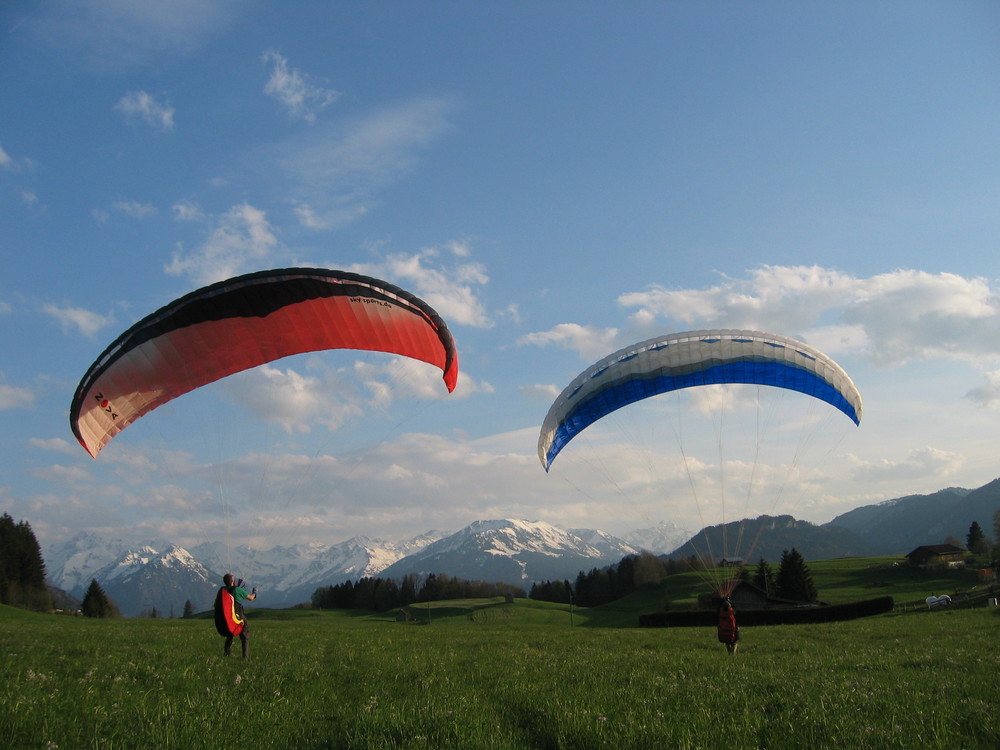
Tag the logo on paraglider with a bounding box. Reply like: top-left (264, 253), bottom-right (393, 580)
top-left (350, 295), bottom-right (391, 308)
top-left (94, 392), bottom-right (119, 421)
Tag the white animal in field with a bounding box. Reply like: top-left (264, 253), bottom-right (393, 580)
top-left (925, 594), bottom-right (952, 609)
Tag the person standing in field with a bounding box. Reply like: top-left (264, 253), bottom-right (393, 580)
top-left (217, 573), bottom-right (257, 659)
top-left (717, 598), bottom-right (740, 655)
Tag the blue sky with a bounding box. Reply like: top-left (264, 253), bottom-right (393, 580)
top-left (4, 1), bottom-right (1000, 556)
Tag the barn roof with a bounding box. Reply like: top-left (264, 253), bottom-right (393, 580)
top-left (906, 544), bottom-right (966, 557)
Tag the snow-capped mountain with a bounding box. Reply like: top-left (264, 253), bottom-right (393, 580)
top-left (43, 520), bottom-right (639, 616)
top-left (45, 529), bottom-right (447, 615)
top-left (624, 520), bottom-right (693, 555)
top-left (46, 532), bottom-right (169, 597)
top-left (66, 542), bottom-right (218, 618)
top-left (572, 527), bottom-right (647, 558)
top-left (190, 531), bottom-right (446, 606)
top-left (380, 519), bottom-right (639, 586)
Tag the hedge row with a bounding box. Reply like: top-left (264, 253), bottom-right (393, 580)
top-left (638, 596), bottom-right (894, 627)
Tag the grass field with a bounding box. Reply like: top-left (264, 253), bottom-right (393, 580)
top-left (3, 558), bottom-right (998, 749)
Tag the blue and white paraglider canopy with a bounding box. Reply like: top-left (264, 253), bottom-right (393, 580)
top-left (538, 329), bottom-right (862, 471)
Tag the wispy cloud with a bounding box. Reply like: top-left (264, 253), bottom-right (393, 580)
top-left (518, 323), bottom-right (620, 361)
top-left (29, 437), bottom-right (80, 456)
top-left (171, 200), bottom-right (203, 221)
top-left (965, 370), bottom-right (1000, 408)
top-left (43, 303), bottom-right (114, 338)
top-left (26, 0), bottom-right (242, 68)
top-left (30, 464), bottom-right (95, 484)
top-left (270, 96), bottom-right (457, 229)
top-left (116, 90), bottom-right (175, 132)
top-left (0, 142), bottom-right (33, 172)
top-left (262, 50), bottom-right (340, 122)
top-left (165, 203), bottom-right (280, 285)
top-left (112, 199), bottom-right (157, 219)
top-left (845, 446), bottom-right (964, 482)
top-left (519, 384), bottom-right (561, 401)
top-left (0, 380), bottom-right (36, 410)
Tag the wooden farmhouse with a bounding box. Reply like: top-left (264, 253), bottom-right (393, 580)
top-left (905, 544), bottom-right (966, 568)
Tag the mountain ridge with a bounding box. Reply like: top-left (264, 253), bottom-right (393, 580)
top-left (42, 477), bottom-right (1000, 616)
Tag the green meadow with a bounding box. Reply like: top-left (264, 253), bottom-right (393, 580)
top-left (3, 558), bottom-right (998, 750)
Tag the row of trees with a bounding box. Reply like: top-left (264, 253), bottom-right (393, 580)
top-left (311, 573), bottom-right (526, 612)
top-left (531, 551), bottom-right (703, 607)
top-left (531, 548), bottom-right (819, 608)
top-left (0, 513), bottom-right (52, 612)
top-left (530, 552), bottom-right (701, 608)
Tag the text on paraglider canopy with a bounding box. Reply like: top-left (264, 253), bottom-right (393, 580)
top-left (94, 392), bottom-right (119, 421)
top-left (350, 296), bottom-right (391, 307)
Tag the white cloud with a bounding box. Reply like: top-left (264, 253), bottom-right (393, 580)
top-left (354, 357), bottom-right (491, 403)
top-left (384, 251), bottom-right (490, 328)
top-left (520, 384), bottom-right (561, 400)
top-left (293, 203), bottom-right (327, 229)
top-left (222, 364), bottom-right (363, 434)
top-left (0, 143), bottom-right (33, 173)
top-left (29, 464), bottom-right (94, 484)
top-left (518, 322), bottom-right (619, 361)
top-left (618, 265), bottom-right (1000, 369)
top-left (0, 381), bottom-right (36, 409)
top-left (165, 203), bottom-right (280, 284)
top-left (27, 0), bottom-right (241, 68)
top-left (349, 248), bottom-right (491, 329)
top-left (844, 270), bottom-right (998, 366)
top-left (845, 446), bottom-right (965, 483)
top-left (116, 90), bottom-right (175, 132)
top-left (112, 199), bottom-right (157, 219)
top-left (965, 370), bottom-right (1000, 408)
top-left (42, 303), bottom-right (113, 338)
top-left (172, 200), bottom-right (203, 221)
top-left (29, 437), bottom-right (79, 455)
top-left (262, 50), bottom-right (340, 122)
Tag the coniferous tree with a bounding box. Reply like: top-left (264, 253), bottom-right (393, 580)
top-left (183, 599), bottom-right (194, 618)
top-left (752, 557), bottom-right (774, 596)
top-left (0, 514), bottom-right (52, 611)
top-left (417, 573), bottom-right (441, 602)
top-left (372, 578), bottom-right (400, 612)
top-left (400, 574), bottom-right (418, 605)
top-left (81, 579), bottom-right (119, 618)
top-left (967, 521), bottom-right (989, 555)
top-left (633, 551), bottom-right (667, 588)
top-left (774, 548), bottom-right (817, 603)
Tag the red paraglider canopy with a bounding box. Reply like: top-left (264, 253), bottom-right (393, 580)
top-left (70, 268), bottom-right (459, 457)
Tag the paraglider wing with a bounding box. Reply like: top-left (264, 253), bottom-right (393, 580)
top-left (538, 329), bottom-right (862, 471)
top-left (214, 587), bottom-right (245, 637)
top-left (70, 268), bottom-right (459, 457)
